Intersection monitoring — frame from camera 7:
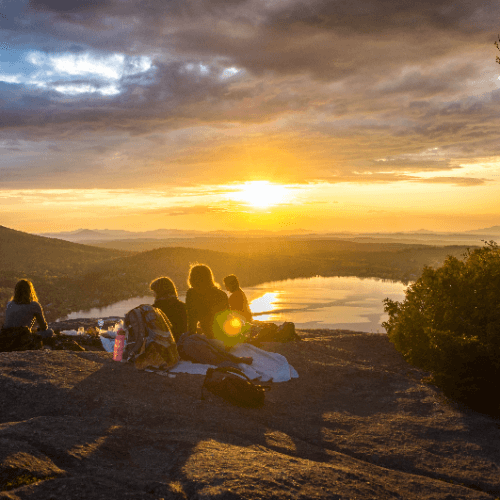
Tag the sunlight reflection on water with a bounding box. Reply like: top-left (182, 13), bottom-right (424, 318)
top-left (244, 276), bottom-right (408, 332)
top-left (61, 276), bottom-right (408, 333)
top-left (248, 292), bottom-right (280, 316)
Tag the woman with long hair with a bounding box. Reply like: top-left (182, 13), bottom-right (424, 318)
top-left (1, 279), bottom-right (53, 350)
top-left (185, 264), bottom-right (229, 339)
top-left (183, 264), bottom-right (252, 364)
top-left (150, 276), bottom-right (187, 342)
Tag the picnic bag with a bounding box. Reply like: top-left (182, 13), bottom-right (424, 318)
top-left (123, 304), bottom-right (179, 371)
top-left (202, 366), bottom-right (270, 408)
top-left (249, 321), bottom-right (300, 346)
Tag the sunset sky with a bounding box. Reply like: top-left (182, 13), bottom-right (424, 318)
top-left (1, 0), bottom-right (500, 234)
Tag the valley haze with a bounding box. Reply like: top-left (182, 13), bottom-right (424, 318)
top-left (38, 226), bottom-right (500, 248)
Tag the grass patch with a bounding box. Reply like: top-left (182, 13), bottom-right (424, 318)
top-left (0, 471), bottom-right (55, 491)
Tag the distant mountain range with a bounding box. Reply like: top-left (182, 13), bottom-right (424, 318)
top-left (38, 227), bottom-right (317, 242)
top-left (463, 225), bottom-right (500, 235)
top-left (37, 226), bottom-right (500, 246)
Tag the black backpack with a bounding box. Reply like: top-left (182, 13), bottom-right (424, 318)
top-left (201, 366), bottom-right (270, 408)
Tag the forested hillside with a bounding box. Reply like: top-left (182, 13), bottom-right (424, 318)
top-left (0, 226), bottom-right (127, 273)
top-left (0, 226), bottom-right (474, 323)
top-left (0, 226), bottom-right (129, 321)
top-left (75, 246), bottom-right (300, 306)
top-left (91, 236), bottom-right (474, 284)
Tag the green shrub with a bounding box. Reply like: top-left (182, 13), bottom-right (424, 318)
top-left (383, 241), bottom-right (500, 414)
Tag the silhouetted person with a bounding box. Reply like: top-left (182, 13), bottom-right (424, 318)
top-left (3, 280), bottom-right (53, 338)
top-left (1, 280), bottom-right (53, 351)
top-left (186, 264), bottom-right (229, 339)
top-left (224, 274), bottom-right (253, 323)
top-left (150, 276), bottom-right (187, 342)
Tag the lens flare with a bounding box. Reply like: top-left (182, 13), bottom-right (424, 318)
top-left (223, 315), bottom-right (243, 336)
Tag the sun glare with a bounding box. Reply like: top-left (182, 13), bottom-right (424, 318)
top-left (229, 181), bottom-right (290, 208)
top-left (249, 292), bottom-right (279, 315)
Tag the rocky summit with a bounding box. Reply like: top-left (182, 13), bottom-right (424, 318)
top-left (0, 329), bottom-right (499, 500)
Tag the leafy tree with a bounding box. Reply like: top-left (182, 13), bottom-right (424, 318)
top-left (383, 242), bottom-right (500, 414)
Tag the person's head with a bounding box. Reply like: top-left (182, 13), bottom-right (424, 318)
top-left (150, 277), bottom-right (178, 298)
top-left (223, 275), bottom-right (240, 293)
top-left (12, 279), bottom-right (38, 304)
top-left (188, 264), bottom-right (217, 289)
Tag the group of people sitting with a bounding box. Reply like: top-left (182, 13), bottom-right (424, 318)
top-left (0, 264), bottom-right (254, 352)
top-left (150, 264), bottom-right (253, 345)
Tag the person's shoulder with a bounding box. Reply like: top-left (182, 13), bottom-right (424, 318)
top-left (31, 301), bottom-right (43, 310)
top-left (174, 297), bottom-right (186, 308)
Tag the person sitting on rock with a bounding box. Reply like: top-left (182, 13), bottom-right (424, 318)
top-left (150, 276), bottom-right (187, 342)
top-left (224, 274), bottom-right (253, 323)
top-left (1, 279), bottom-right (53, 351)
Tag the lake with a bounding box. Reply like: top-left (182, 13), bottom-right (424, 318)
top-left (61, 276), bottom-right (408, 333)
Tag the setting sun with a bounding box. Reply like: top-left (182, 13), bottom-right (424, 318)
top-left (228, 181), bottom-right (291, 209)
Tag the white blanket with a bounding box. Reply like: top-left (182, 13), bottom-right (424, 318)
top-left (101, 336), bottom-right (298, 382)
top-left (170, 343), bottom-right (299, 383)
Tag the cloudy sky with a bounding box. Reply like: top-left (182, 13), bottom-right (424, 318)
top-left (1, 0), bottom-right (500, 234)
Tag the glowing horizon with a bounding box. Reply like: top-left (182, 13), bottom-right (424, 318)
top-left (1, 1), bottom-right (500, 234)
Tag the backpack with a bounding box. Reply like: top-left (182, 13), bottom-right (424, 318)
top-left (177, 333), bottom-right (239, 366)
top-left (123, 304), bottom-right (179, 371)
top-left (201, 366), bottom-right (270, 408)
top-left (248, 321), bottom-right (300, 346)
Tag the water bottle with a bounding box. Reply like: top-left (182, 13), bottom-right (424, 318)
top-left (113, 327), bottom-right (126, 362)
top-left (97, 319), bottom-right (104, 334)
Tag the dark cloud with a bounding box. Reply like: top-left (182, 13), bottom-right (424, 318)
top-left (6, 0), bottom-right (494, 83)
top-left (1, 0), bottom-right (500, 193)
top-left (266, 0), bottom-right (499, 33)
top-left (317, 171), bottom-right (489, 186)
top-left (28, 0), bottom-right (110, 13)
top-left (418, 176), bottom-right (488, 186)
top-left (367, 158), bottom-right (459, 172)
top-left (0, 61), bottom-right (240, 136)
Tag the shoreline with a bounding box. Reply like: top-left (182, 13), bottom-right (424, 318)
top-left (49, 317), bottom-right (381, 338)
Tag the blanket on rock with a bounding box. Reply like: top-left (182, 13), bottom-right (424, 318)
top-left (170, 343), bottom-right (299, 382)
top-left (101, 336), bottom-right (298, 382)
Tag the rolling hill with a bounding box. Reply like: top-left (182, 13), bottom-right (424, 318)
top-left (0, 225), bottom-right (128, 274)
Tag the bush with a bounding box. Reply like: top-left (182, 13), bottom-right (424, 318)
top-left (383, 241), bottom-right (500, 414)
